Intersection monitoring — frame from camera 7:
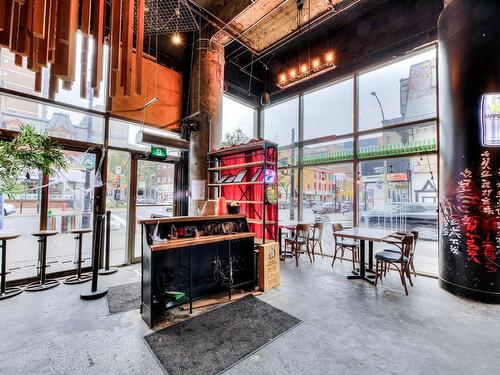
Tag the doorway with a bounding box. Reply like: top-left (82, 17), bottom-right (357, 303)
top-left (128, 157), bottom-right (176, 263)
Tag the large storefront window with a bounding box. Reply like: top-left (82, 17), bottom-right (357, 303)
top-left (278, 168), bottom-right (298, 221)
top-left (0, 33), bottom-right (107, 112)
top-left (263, 97), bottom-right (299, 146)
top-left (358, 154), bottom-right (438, 274)
top-left (221, 95), bottom-right (255, 146)
top-left (265, 45), bottom-right (438, 274)
top-left (304, 78), bottom-right (353, 139)
top-left (358, 48), bottom-right (436, 131)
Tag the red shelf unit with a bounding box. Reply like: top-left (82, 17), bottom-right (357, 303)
top-left (207, 141), bottom-right (279, 244)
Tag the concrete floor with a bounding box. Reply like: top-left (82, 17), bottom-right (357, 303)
top-left (1, 258), bottom-right (499, 375)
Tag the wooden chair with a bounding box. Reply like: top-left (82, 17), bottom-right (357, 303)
top-left (284, 224), bottom-right (311, 267)
top-left (374, 234), bottom-right (414, 295)
top-left (385, 230), bottom-right (419, 277)
top-left (331, 223), bottom-right (359, 271)
top-left (307, 222), bottom-right (324, 260)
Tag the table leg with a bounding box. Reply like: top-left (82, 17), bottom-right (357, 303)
top-left (279, 227), bottom-right (283, 260)
top-left (347, 239), bottom-right (374, 284)
top-left (1, 241), bottom-right (6, 295)
top-left (367, 241), bottom-right (374, 273)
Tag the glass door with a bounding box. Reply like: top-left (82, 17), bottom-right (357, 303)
top-left (129, 158), bottom-right (175, 262)
top-left (47, 150), bottom-right (96, 274)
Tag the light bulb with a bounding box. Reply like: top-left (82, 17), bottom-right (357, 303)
top-left (279, 74), bottom-right (287, 83)
top-left (172, 32), bottom-right (182, 45)
top-left (325, 51), bottom-right (334, 63)
top-left (289, 69), bottom-right (297, 78)
top-left (312, 59), bottom-right (320, 68)
top-left (301, 64), bottom-right (308, 73)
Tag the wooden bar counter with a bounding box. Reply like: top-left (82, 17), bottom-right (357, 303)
top-left (139, 215), bottom-right (255, 327)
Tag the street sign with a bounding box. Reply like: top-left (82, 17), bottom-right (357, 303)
top-left (151, 146), bottom-right (167, 158)
top-left (81, 155), bottom-right (95, 170)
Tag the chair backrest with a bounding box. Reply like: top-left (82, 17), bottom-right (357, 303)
top-left (332, 223), bottom-right (343, 241)
top-left (409, 230), bottom-right (419, 254)
top-left (401, 234), bottom-right (414, 258)
top-left (311, 222), bottom-right (324, 239)
top-left (296, 224), bottom-right (310, 243)
top-left (332, 223), bottom-right (343, 232)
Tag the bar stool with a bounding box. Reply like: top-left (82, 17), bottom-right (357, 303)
top-left (0, 232), bottom-right (22, 300)
top-left (26, 230), bottom-right (60, 292)
top-left (64, 228), bottom-right (92, 284)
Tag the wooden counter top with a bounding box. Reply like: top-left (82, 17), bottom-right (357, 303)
top-left (139, 214), bottom-right (247, 225)
top-left (150, 232), bottom-right (255, 251)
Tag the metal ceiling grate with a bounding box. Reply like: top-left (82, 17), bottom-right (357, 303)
top-left (105, 0), bottom-right (199, 36)
top-left (141, 0), bottom-right (199, 36)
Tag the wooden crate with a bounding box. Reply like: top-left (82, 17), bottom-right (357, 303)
top-left (258, 242), bottom-right (280, 292)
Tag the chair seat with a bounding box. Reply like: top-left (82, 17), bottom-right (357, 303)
top-left (337, 240), bottom-right (358, 248)
top-left (375, 250), bottom-right (408, 262)
top-left (284, 237), bottom-right (306, 244)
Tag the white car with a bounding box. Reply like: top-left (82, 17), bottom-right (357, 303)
top-left (3, 204), bottom-right (16, 216)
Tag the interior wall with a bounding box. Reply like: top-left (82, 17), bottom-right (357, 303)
top-left (110, 54), bottom-right (183, 131)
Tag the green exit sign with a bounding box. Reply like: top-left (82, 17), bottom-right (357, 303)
top-left (151, 146), bottom-right (167, 158)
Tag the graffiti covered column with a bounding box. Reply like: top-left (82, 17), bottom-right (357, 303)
top-left (438, 0), bottom-right (500, 302)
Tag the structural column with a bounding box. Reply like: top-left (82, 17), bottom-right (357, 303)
top-left (188, 35), bottom-right (225, 215)
top-left (438, 0), bottom-right (500, 302)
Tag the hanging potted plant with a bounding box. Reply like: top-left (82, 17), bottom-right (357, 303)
top-left (0, 125), bottom-right (68, 230)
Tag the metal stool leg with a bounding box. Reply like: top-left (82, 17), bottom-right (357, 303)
top-left (26, 236), bottom-right (60, 292)
top-left (64, 233), bottom-right (91, 285)
top-left (0, 240), bottom-right (23, 300)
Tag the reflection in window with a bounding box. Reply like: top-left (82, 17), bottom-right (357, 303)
top-left (108, 118), bottom-right (180, 155)
top-left (304, 78), bottom-right (353, 139)
top-left (263, 98), bottom-right (299, 146)
top-left (0, 95), bottom-right (104, 144)
top-left (358, 122), bottom-right (437, 159)
top-left (221, 96), bottom-right (255, 146)
top-left (303, 139), bottom-right (354, 165)
top-left (359, 48), bottom-right (436, 131)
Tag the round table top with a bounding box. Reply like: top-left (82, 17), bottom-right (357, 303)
top-left (0, 232), bottom-right (21, 241)
top-left (69, 228), bottom-right (93, 234)
top-left (31, 230), bottom-right (59, 237)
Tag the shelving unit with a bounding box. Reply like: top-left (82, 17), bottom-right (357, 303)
top-left (207, 141), bottom-right (279, 243)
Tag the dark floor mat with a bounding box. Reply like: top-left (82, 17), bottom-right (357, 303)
top-left (106, 282), bottom-right (141, 314)
top-left (144, 294), bottom-right (301, 375)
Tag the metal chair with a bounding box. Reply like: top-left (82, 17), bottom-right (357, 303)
top-left (284, 224), bottom-right (311, 267)
top-left (331, 223), bottom-right (359, 271)
top-left (374, 234), bottom-right (414, 295)
top-left (307, 222), bottom-right (324, 260)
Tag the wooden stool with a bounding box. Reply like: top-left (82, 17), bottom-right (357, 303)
top-left (0, 232), bottom-right (22, 300)
top-left (64, 229), bottom-right (92, 284)
top-left (26, 230), bottom-right (60, 292)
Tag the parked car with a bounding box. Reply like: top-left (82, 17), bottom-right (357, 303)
top-left (312, 202), bottom-right (336, 214)
top-left (360, 203), bottom-right (438, 227)
top-left (3, 204), bottom-right (16, 216)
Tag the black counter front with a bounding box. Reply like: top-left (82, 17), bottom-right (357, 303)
top-left (140, 215), bottom-right (255, 327)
